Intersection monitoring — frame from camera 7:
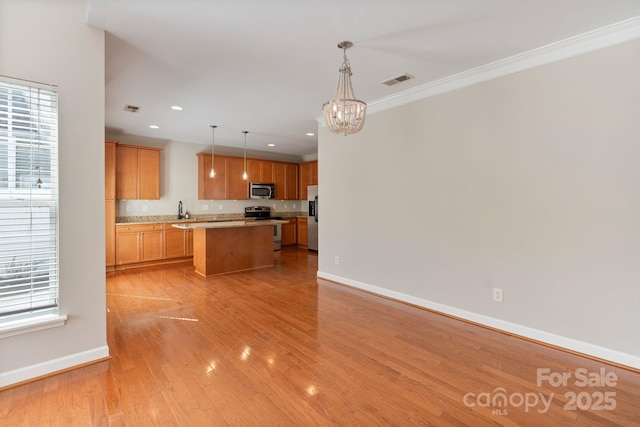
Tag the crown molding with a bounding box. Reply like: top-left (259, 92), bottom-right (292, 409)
top-left (365, 15), bottom-right (640, 115)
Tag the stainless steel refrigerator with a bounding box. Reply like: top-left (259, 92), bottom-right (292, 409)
top-left (307, 185), bottom-right (318, 251)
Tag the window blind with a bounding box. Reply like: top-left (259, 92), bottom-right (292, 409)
top-left (0, 76), bottom-right (59, 321)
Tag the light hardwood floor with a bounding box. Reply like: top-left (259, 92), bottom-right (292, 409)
top-left (1, 247), bottom-right (639, 426)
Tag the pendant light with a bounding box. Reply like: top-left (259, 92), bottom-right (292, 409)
top-left (322, 41), bottom-right (367, 136)
top-left (242, 131), bottom-right (248, 180)
top-left (209, 125), bottom-right (217, 178)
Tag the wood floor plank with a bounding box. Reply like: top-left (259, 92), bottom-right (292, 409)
top-left (1, 247), bottom-right (639, 425)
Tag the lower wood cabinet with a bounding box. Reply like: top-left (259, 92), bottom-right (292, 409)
top-left (115, 223), bottom-right (164, 265)
top-left (281, 217), bottom-right (297, 246)
top-left (164, 225), bottom-right (195, 259)
top-left (297, 217), bottom-right (308, 247)
top-left (116, 222), bottom-right (198, 266)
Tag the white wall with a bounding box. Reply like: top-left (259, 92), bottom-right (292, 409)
top-left (106, 133), bottom-right (306, 218)
top-left (318, 38), bottom-right (640, 368)
top-left (0, 0), bottom-right (108, 386)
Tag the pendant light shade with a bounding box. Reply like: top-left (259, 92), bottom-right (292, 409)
top-left (242, 131), bottom-right (248, 180)
top-left (209, 125), bottom-right (217, 178)
top-left (322, 41), bottom-right (367, 136)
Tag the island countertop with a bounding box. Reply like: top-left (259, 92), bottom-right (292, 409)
top-left (172, 219), bottom-right (287, 230)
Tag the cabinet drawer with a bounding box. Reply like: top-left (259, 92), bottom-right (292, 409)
top-left (116, 223), bottom-right (164, 233)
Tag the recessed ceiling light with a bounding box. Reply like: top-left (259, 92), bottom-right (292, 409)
top-left (149, 125), bottom-right (159, 129)
top-left (267, 143), bottom-right (275, 147)
top-left (170, 105), bottom-right (183, 111)
top-left (306, 132), bottom-right (315, 136)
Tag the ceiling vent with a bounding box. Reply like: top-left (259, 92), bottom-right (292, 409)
top-left (381, 73), bottom-right (414, 86)
top-left (123, 104), bottom-right (140, 113)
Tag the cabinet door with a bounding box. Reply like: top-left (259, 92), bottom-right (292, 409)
top-left (248, 159), bottom-right (263, 182)
top-left (310, 160), bottom-right (318, 185)
top-left (297, 218), bottom-right (308, 247)
top-left (164, 228), bottom-right (187, 259)
top-left (281, 218), bottom-right (297, 245)
top-left (141, 230), bottom-right (164, 261)
top-left (199, 154), bottom-right (228, 199)
top-left (285, 163), bottom-right (298, 200)
top-left (115, 146), bottom-right (138, 200)
top-left (273, 162), bottom-right (286, 200)
top-left (228, 157), bottom-right (249, 199)
top-left (186, 229), bottom-right (194, 256)
top-left (137, 148), bottom-right (160, 199)
top-left (261, 161), bottom-right (274, 183)
top-left (105, 141), bottom-right (116, 199)
top-left (116, 232), bottom-right (140, 265)
top-left (106, 199), bottom-right (116, 267)
top-left (299, 161), bottom-right (317, 200)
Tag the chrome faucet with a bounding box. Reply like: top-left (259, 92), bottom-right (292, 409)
top-left (178, 201), bottom-right (183, 219)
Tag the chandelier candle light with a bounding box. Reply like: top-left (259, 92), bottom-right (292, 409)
top-left (322, 41), bottom-right (367, 135)
top-left (209, 125), bottom-right (217, 178)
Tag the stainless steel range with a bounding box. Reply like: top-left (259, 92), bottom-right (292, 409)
top-left (244, 206), bottom-right (282, 251)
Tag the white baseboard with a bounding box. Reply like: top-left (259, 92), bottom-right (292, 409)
top-left (317, 271), bottom-right (640, 370)
top-left (0, 345), bottom-right (110, 388)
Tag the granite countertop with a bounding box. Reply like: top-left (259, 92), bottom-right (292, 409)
top-left (116, 212), bottom-right (304, 225)
top-left (172, 219), bottom-right (287, 229)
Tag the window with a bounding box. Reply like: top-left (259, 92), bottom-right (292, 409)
top-left (0, 76), bottom-right (58, 323)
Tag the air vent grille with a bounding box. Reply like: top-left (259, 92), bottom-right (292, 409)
top-left (382, 73), bottom-right (414, 86)
top-left (123, 104), bottom-right (140, 113)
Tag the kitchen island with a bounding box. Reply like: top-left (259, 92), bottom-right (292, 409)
top-left (173, 220), bottom-right (286, 276)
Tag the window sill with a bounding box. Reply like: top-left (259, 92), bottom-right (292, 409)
top-left (0, 314), bottom-right (67, 339)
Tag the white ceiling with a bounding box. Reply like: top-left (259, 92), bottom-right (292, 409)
top-left (86, 0), bottom-right (640, 158)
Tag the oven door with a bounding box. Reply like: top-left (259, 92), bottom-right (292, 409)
top-left (273, 223), bottom-right (282, 251)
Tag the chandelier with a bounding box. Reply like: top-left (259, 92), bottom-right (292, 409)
top-left (322, 41), bottom-right (367, 136)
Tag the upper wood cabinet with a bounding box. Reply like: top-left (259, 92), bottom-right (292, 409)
top-left (115, 145), bottom-right (161, 200)
top-left (228, 157), bottom-right (249, 200)
top-left (299, 160), bottom-right (317, 200)
top-left (274, 162), bottom-right (299, 200)
top-left (198, 153), bottom-right (228, 200)
top-left (249, 159), bottom-right (274, 183)
top-left (199, 154), bottom-right (299, 200)
top-left (105, 140), bottom-right (116, 199)
top-left (285, 162), bottom-right (299, 200)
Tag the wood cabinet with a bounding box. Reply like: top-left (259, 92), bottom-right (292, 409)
top-left (199, 154), bottom-right (301, 201)
top-left (249, 159), bottom-right (274, 183)
top-left (115, 223), bottom-right (164, 265)
top-left (269, 162), bottom-right (299, 200)
top-left (299, 160), bottom-right (317, 200)
top-left (285, 162), bottom-right (299, 200)
top-left (105, 140), bottom-right (117, 268)
top-left (228, 157), bottom-right (249, 199)
top-left (297, 217), bottom-right (308, 247)
top-left (116, 145), bottom-right (161, 200)
top-left (281, 217), bottom-right (297, 246)
top-left (198, 154), bottom-right (228, 200)
top-left (164, 224), bottom-right (194, 259)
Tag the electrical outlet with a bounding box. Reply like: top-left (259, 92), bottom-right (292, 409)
top-left (335, 256), bottom-right (339, 265)
top-left (202, 204), bottom-right (209, 211)
top-left (493, 288), bottom-right (503, 303)
top-left (218, 204), bottom-right (223, 210)
top-left (142, 205), bottom-right (148, 212)
top-left (284, 203), bottom-right (288, 208)
top-left (273, 203), bottom-right (276, 209)
top-left (126, 205), bottom-right (131, 212)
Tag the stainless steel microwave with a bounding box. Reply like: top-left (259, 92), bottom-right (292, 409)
top-left (249, 182), bottom-right (275, 199)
